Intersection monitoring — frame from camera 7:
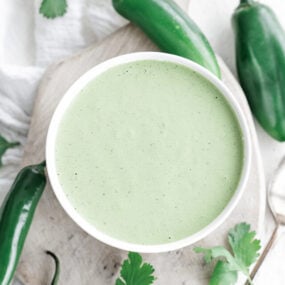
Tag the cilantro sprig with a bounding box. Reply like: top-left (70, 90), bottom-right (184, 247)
top-left (0, 135), bottom-right (19, 167)
top-left (194, 223), bottom-right (261, 285)
top-left (115, 252), bottom-right (155, 285)
top-left (39, 0), bottom-right (68, 19)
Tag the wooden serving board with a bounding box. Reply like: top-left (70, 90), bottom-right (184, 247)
top-left (17, 24), bottom-right (265, 285)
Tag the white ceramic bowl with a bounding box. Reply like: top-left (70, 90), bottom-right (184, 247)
top-left (46, 52), bottom-right (252, 253)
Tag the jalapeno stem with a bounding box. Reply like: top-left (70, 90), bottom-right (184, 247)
top-left (240, 0), bottom-right (254, 5)
top-left (46, 251), bottom-right (60, 285)
top-left (35, 161), bottom-right (46, 174)
top-left (7, 142), bottom-right (20, 148)
top-left (39, 160), bottom-right (46, 167)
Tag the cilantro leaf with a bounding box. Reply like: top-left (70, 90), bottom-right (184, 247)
top-left (0, 135), bottom-right (19, 167)
top-left (209, 261), bottom-right (237, 285)
top-left (39, 0), bottom-right (68, 19)
top-left (194, 246), bottom-right (236, 266)
top-left (115, 252), bottom-right (155, 285)
top-left (228, 222), bottom-right (261, 271)
top-left (194, 222), bottom-right (261, 285)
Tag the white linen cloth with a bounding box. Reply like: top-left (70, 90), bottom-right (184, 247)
top-left (0, 0), bottom-right (127, 205)
top-left (0, 0), bottom-right (284, 284)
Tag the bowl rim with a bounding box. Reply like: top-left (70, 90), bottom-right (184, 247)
top-left (46, 51), bottom-right (252, 253)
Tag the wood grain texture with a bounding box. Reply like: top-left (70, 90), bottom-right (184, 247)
top-left (16, 24), bottom-right (265, 285)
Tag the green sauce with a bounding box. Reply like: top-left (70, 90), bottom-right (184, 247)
top-left (55, 60), bottom-right (243, 245)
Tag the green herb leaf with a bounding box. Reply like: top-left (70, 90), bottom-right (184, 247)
top-left (194, 246), bottom-right (236, 266)
top-left (209, 261), bottom-right (238, 285)
top-left (228, 222), bottom-right (261, 272)
top-left (194, 223), bottom-right (261, 285)
top-left (0, 135), bottom-right (19, 167)
top-left (39, 0), bottom-right (68, 19)
top-left (115, 252), bottom-right (155, 285)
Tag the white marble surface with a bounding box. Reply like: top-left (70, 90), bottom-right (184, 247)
top-left (188, 0), bottom-right (285, 284)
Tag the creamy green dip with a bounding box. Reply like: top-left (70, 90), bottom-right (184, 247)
top-left (55, 60), bottom-right (243, 245)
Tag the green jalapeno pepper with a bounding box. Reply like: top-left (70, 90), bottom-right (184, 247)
top-left (233, 0), bottom-right (285, 141)
top-left (112, 0), bottom-right (221, 78)
top-left (0, 161), bottom-right (46, 285)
